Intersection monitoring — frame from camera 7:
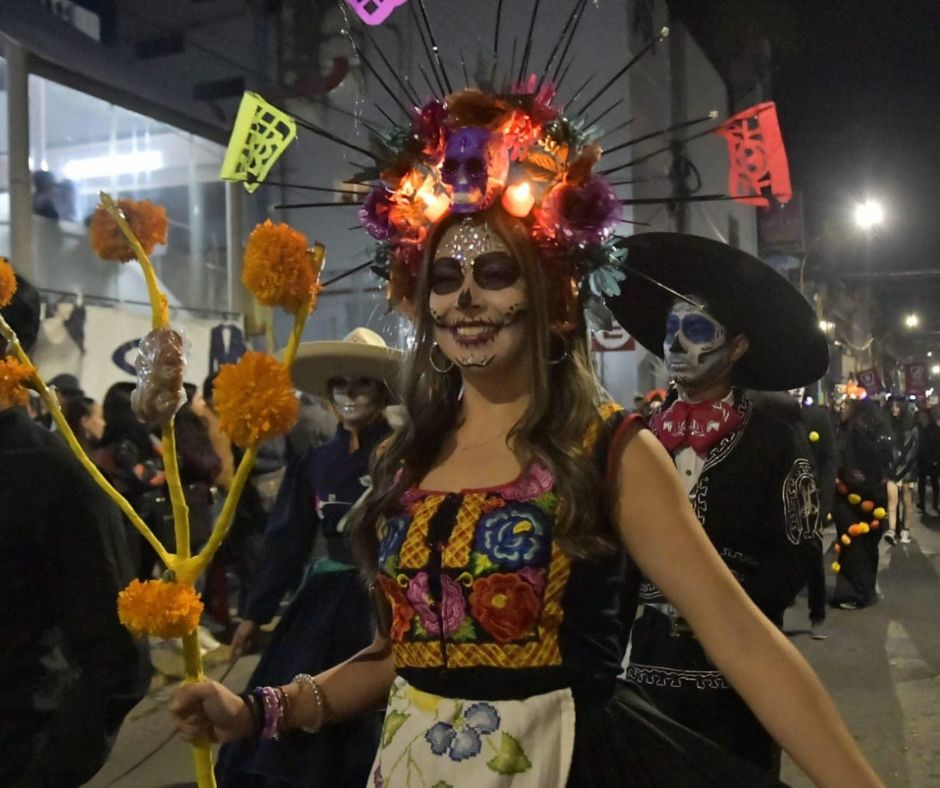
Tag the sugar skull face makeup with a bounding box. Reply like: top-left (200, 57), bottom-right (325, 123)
top-left (441, 127), bottom-right (509, 214)
top-left (663, 299), bottom-right (732, 388)
top-left (329, 376), bottom-right (383, 426)
top-left (429, 218), bottom-right (527, 369)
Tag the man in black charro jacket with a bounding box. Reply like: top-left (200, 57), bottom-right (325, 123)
top-left (606, 233), bottom-right (829, 775)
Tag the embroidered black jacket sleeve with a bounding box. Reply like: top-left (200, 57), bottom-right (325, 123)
top-left (746, 409), bottom-right (822, 623)
top-left (243, 448), bottom-right (319, 623)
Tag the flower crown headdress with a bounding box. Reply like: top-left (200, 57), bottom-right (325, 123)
top-left (220, 1), bottom-right (790, 321)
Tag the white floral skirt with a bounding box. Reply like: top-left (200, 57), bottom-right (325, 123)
top-left (370, 676), bottom-right (576, 787)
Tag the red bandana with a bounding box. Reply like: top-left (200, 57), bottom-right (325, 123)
top-left (651, 399), bottom-right (743, 455)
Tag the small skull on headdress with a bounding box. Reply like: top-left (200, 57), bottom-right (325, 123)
top-left (441, 127), bottom-right (509, 214)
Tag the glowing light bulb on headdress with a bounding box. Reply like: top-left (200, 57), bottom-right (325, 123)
top-left (502, 181), bottom-right (535, 218)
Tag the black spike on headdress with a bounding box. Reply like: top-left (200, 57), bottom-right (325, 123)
top-left (579, 26), bottom-right (670, 116)
top-left (409, 1), bottom-right (447, 96)
top-left (599, 121), bottom-right (724, 176)
top-left (492, 0), bottom-right (504, 61)
top-left (273, 201), bottom-right (364, 210)
top-left (360, 25), bottom-right (421, 107)
top-left (584, 98), bottom-right (624, 131)
top-left (550, 0), bottom-right (589, 84)
top-left (321, 259), bottom-right (376, 287)
top-left (566, 73), bottom-right (594, 106)
top-left (260, 181), bottom-right (368, 197)
top-left (416, 63), bottom-right (440, 98)
top-left (554, 61), bottom-right (573, 95)
top-left (290, 115), bottom-right (377, 160)
top-left (620, 194), bottom-right (731, 206)
top-left (459, 48), bottom-right (471, 88)
top-left (598, 116), bottom-right (636, 141)
top-left (537, 0), bottom-right (586, 92)
top-left (517, 0), bottom-right (543, 83)
top-left (416, 0), bottom-right (453, 94)
top-left (375, 104), bottom-right (398, 126)
top-left (603, 112), bottom-right (718, 157)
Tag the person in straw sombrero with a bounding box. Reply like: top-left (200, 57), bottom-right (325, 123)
top-left (217, 327), bottom-right (404, 788)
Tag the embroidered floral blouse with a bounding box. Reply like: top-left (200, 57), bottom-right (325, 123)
top-left (375, 408), bottom-right (641, 702)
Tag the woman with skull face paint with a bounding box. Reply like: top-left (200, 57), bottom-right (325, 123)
top-left (215, 329), bottom-right (403, 788)
top-left (174, 67), bottom-right (879, 784)
top-left (176, 212), bottom-right (879, 788)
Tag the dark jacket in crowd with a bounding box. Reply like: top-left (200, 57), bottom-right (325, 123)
top-left (801, 403), bottom-right (838, 518)
top-left (888, 407), bottom-right (918, 482)
top-left (0, 407), bottom-right (151, 787)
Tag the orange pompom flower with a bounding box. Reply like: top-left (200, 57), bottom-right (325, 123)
top-left (0, 357), bottom-right (36, 409)
top-left (89, 198), bottom-right (168, 262)
top-left (213, 351), bottom-right (299, 448)
top-left (117, 578), bottom-right (203, 638)
top-left (860, 500), bottom-right (874, 512)
top-left (242, 220), bottom-right (323, 312)
top-left (0, 256), bottom-right (16, 308)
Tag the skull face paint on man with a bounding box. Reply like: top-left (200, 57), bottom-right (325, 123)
top-left (429, 218), bottom-right (527, 369)
top-left (663, 298), bottom-right (734, 389)
top-left (329, 377), bottom-right (383, 429)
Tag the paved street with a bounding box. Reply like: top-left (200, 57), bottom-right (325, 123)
top-left (87, 511), bottom-right (940, 788)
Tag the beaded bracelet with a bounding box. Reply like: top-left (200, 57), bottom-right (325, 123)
top-left (238, 690), bottom-right (264, 737)
top-left (292, 673), bottom-right (331, 733)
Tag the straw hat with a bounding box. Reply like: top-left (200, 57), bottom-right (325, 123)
top-left (283, 327), bottom-right (405, 398)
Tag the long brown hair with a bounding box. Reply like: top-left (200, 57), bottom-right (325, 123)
top-left (352, 205), bottom-right (615, 580)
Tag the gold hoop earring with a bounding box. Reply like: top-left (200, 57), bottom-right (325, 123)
top-left (430, 342), bottom-right (455, 374)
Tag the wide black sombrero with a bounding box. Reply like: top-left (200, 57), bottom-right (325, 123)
top-left (606, 232), bottom-right (829, 391)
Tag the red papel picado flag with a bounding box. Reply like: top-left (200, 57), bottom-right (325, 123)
top-left (716, 101), bottom-right (792, 207)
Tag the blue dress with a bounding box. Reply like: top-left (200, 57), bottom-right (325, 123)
top-left (216, 421), bottom-right (389, 788)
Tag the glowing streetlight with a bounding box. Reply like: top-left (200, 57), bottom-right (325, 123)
top-left (905, 313), bottom-right (920, 329)
top-left (932, 365), bottom-right (940, 376)
top-left (855, 199), bottom-right (885, 230)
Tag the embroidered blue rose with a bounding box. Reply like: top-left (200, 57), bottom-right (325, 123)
top-left (378, 514), bottom-right (409, 568)
top-left (424, 702), bottom-right (501, 762)
top-left (474, 504), bottom-right (551, 570)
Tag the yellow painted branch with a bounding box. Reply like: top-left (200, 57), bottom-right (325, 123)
top-left (182, 630), bottom-right (216, 788)
top-left (162, 422), bottom-right (192, 560)
top-left (98, 191), bottom-right (168, 329)
top-left (0, 314), bottom-right (174, 568)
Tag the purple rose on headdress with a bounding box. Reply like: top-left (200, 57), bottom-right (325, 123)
top-left (406, 572), bottom-right (466, 637)
top-left (538, 176), bottom-right (622, 246)
top-left (360, 186), bottom-right (395, 240)
top-left (413, 100), bottom-right (447, 162)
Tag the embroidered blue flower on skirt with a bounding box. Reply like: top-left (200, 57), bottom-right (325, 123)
top-left (424, 702), bottom-right (501, 761)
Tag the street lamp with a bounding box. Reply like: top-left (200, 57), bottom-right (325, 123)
top-left (854, 199), bottom-right (885, 231)
top-left (905, 313), bottom-right (920, 329)
top-left (932, 365), bottom-right (940, 376)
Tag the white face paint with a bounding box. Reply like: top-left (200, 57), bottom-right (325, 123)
top-left (428, 218), bottom-right (528, 370)
top-left (663, 299), bottom-right (731, 389)
top-left (330, 378), bottom-right (382, 428)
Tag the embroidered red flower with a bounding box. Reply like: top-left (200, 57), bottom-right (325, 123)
top-left (378, 574), bottom-right (416, 641)
top-left (469, 572), bottom-right (541, 643)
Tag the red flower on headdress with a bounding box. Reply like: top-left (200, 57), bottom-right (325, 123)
top-left (413, 100), bottom-right (448, 163)
top-left (361, 187), bottom-right (395, 241)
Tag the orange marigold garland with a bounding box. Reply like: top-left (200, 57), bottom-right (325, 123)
top-left (0, 357), bottom-right (36, 409)
top-left (0, 256), bottom-right (16, 308)
top-left (213, 351), bottom-right (299, 448)
top-left (117, 578), bottom-right (204, 639)
top-left (242, 220), bottom-right (322, 312)
top-left (89, 198), bottom-right (168, 262)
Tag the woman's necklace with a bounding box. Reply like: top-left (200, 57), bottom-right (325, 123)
top-left (454, 430), bottom-right (510, 452)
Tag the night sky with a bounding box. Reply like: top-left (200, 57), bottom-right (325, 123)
top-left (674, 0), bottom-right (940, 354)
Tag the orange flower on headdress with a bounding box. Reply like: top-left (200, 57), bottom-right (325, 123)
top-left (242, 220), bottom-right (322, 312)
top-left (0, 357), bottom-right (35, 409)
top-left (89, 198), bottom-right (169, 262)
top-left (0, 256), bottom-right (16, 308)
top-left (117, 579), bottom-right (203, 638)
top-left (213, 351), bottom-right (299, 448)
